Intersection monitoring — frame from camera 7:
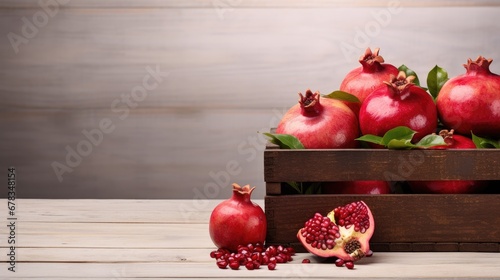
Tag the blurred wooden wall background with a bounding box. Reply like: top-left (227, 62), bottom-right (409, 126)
top-left (1, 0), bottom-right (499, 199)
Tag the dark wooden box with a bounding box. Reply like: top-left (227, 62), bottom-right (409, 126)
top-left (264, 142), bottom-right (500, 252)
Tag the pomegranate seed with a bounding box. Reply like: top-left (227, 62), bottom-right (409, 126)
top-left (247, 244), bottom-right (254, 252)
top-left (345, 261), bottom-right (354, 269)
top-left (245, 262), bottom-right (254, 270)
top-left (366, 250), bottom-right (373, 257)
top-left (229, 261), bottom-right (240, 270)
top-left (335, 258), bottom-right (344, 267)
top-left (267, 262), bottom-right (276, 270)
top-left (302, 259), bottom-right (311, 263)
top-left (210, 251), bottom-right (217, 258)
top-left (253, 261), bottom-right (260, 269)
top-left (216, 260), bottom-right (228, 269)
top-left (269, 257), bottom-right (277, 264)
top-left (261, 254), bottom-right (269, 264)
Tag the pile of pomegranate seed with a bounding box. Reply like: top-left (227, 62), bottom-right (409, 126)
top-left (210, 243), bottom-right (296, 270)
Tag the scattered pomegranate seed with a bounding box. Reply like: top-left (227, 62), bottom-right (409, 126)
top-left (335, 258), bottom-right (345, 267)
top-left (302, 259), bottom-right (311, 263)
top-left (267, 262), bottom-right (276, 270)
top-left (216, 260), bottom-right (228, 269)
top-left (245, 262), bottom-right (254, 270)
top-left (345, 261), bottom-right (355, 269)
top-left (229, 261), bottom-right (240, 270)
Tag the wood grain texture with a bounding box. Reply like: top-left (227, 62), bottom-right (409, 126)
top-left (264, 149), bottom-right (500, 181)
top-left (1, 1), bottom-right (499, 198)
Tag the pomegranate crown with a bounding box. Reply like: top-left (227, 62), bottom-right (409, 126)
top-left (384, 71), bottom-right (416, 96)
top-left (438, 129), bottom-right (456, 145)
top-left (359, 47), bottom-right (385, 71)
top-left (298, 89), bottom-right (323, 116)
top-left (232, 183), bottom-right (255, 195)
top-left (464, 56), bottom-right (493, 75)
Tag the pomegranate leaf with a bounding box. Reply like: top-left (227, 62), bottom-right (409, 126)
top-left (381, 126), bottom-right (415, 146)
top-left (263, 132), bottom-right (305, 149)
top-left (471, 132), bottom-right (500, 148)
top-left (398, 64), bottom-right (421, 87)
top-left (414, 134), bottom-right (447, 148)
top-left (427, 65), bottom-right (449, 99)
top-left (355, 134), bottom-right (383, 146)
top-left (386, 138), bottom-right (414, 149)
top-left (323, 91), bottom-right (361, 103)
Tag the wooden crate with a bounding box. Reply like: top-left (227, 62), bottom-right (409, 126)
top-left (264, 142), bottom-right (500, 252)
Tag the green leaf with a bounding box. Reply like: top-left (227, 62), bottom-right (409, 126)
top-left (323, 90), bottom-right (361, 103)
top-left (355, 134), bottom-right (384, 145)
top-left (471, 132), bottom-right (500, 148)
top-left (386, 138), bottom-right (415, 149)
top-left (415, 134), bottom-right (447, 148)
top-left (398, 64), bottom-right (421, 87)
top-left (263, 133), bottom-right (305, 149)
top-left (427, 65), bottom-right (449, 99)
top-left (286, 182), bottom-right (302, 194)
top-left (381, 126), bottom-right (416, 146)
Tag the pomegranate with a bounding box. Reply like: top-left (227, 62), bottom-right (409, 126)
top-left (340, 48), bottom-right (399, 115)
top-left (408, 129), bottom-right (487, 194)
top-left (359, 71), bottom-right (438, 142)
top-left (436, 56), bottom-right (500, 138)
top-left (209, 183), bottom-right (266, 252)
top-left (297, 201), bottom-right (374, 267)
top-left (276, 89), bottom-right (359, 149)
top-left (322, 181), bottom-right (391, 194)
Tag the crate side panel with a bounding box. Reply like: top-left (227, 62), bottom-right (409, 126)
top-left (265, 195), bottom-right (500, 245)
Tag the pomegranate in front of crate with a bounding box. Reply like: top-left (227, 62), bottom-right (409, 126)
top-left (277, 89), bottom-right (359, 149)
top-left (322, 181), bottom-right (391, 194)
top-left (437, 56), bottom-right (500, 139)
top-left (359, 71), bottom-right (438, 142)
top-left (297, 201), bottom-right (375, 269)
top-left (340, 47), bottom-right (399, 115)
top-left (209, 183), bottom-right (266, 252)
top-left (408, 129), bottom-right (487, 194)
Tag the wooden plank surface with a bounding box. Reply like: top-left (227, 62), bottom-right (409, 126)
top-left (1, 1), bottom-right (500, 199)
top-left (0, 199), bottom-right (500, 278)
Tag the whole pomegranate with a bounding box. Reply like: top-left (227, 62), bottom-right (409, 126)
top-left (340, 48), bottom-right (399, 115)
top-left (297, 201), bottom-right (374, 267)
top-left (322, 181), bottom-right (391, 194)
top-left (359, 71), bottom-right (438, 142)
top-left (408, 129), bottom-right (487, 194)
top-left (209, 183), bottom-right (266, 252)
top-left (277, 89), bottom-right (359, 149)
top-left (437, 56), bottom-right (500, 138)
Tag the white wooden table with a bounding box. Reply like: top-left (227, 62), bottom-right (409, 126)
top-left (1, 199), bottom-right (499, 279)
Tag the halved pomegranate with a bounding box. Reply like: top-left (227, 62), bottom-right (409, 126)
top-left (297, 201), bottom-right (374, 264)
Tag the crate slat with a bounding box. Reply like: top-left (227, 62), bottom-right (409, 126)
top-left (265, 149), bottom-right (500, 181)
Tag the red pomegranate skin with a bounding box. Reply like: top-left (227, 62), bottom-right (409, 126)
top-left (322, 181), bottom-right (391, 194)
top-left (359, 72), bottom-right (438, 142)
top-left (340, 48), bottom-right (399, 116)
top-left (277, 90), bottom-right (359, 149)
top-left (409, 130), bottom-right (487, 194)
top-left (209, 184), bottom-right (266, 252)
top-left (437, 56), bottom-right (500, 139)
